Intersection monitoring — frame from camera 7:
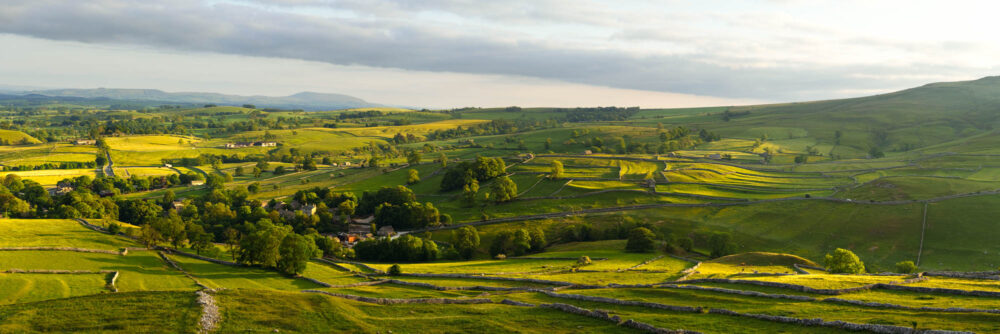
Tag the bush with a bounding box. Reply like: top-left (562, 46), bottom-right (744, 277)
top-left (625, 227), bottom-right (656, 253)
top-left (825, 248), bottom-right (866, 274)
top-left (577, 256), bottom-right (592, 265)
top-left (388, 264), bottom-right (402, 276)
top-left (895, 261), bottom-right (917, 274)
top-left (107, 223), bottom-right (121, 235)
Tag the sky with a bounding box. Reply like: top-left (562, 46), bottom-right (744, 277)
top-left (0, 0), bottom-right (998, 108)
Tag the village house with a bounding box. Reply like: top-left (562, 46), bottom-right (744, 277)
top-left (190, 180), bottom-right (205, 186)
top-left (47, 186), bottom-right (74, 196)
top-left (377, 225), bottom-right (395, 237)
top-left (348, 223), bottom-right (372, 235)
top-left (301, 204), bottom-right (317, 216)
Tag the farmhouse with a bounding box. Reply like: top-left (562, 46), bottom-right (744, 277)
top-left (190, 180), bottom-right (205, 186)
top-left (73, 139), bottom-right (96, 145)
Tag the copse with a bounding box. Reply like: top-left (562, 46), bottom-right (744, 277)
top-left (825, 248), bottom-right (866, 274)
top-left (895, 261), bottom-right (917, 274)
top-left (440, 156), bottom-right (506, 192)
top-left (625, 227), bottom-right (656, 253)
top-left (452, 226), bottom-right (480, 259)
top-left (708, 232), bottom-right (737, 258)
top-left (353, 235), bottom-right (439, 262)
top-left (489, 228), bottom-right (545, 257)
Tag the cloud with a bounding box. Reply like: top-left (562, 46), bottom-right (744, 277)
top-left (0, 0), bottom-right (996, 101)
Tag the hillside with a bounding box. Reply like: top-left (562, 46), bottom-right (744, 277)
top-left (0, 130), bottom-right (41, 145)
top-left (25, 88), bottom-right (381, 110)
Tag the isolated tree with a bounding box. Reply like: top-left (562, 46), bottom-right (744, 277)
top-left (825, 248), bottom-right (866, 274)
top-left (625, 227), bottom-right (656, 253)
top-left (895, 261), bottom-right (917, 274)
top-left (407, 151), bottom-right (422, 165)
top-left (407, 169), bottom-right (420, 185)
top-left (234, 166), bottom-right (245, 176)
top-left (545, 137), bottom-right (552, 150)
top-left (550, 160), bottom-right (565, 179)
top-left (253, 167), bottom-right (262, 178)
top-left (439, 152), bottom-right (448, 168)
top-left (452, 226), bottom-right (480, 259)
top-left (489, 175), bottom-right (517, 203)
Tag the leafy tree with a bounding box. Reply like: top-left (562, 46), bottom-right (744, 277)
top-left (161, 190), bottom-right (176, 209)
top-left (452, 226), bottom-right (480, 259)
top-left (895, 261), bottom-right (917, 274)
top-left (528, 228), bottom-right (546, 252)
top-left (407, 151), bottom-right (422, 165)
top-left (625, 227), bottom-right (656, 253)
top-left (439, 153), bottom-right (447, 168)
top-left (489, 175), bottom-right (517, 203)
top-left (462, 179), bottom-right (478, 207)
top-left (223, 228), bottom-right (240, 260)
top-left (301, 156), bottom-right (317, 171)
top-left (708, 233), bottom-right (737, 258)
top-left (277, 233), bottom-right (312, 275)
top-left (234, 166), bottom-right (245, 176)
top-left (825, 248), bottom-right (866, 274)
top-left (357, 185), bottom-right (416, 215)
top-left (337, 199), bottom-right (356, 216)
top-left (273, 166), bottom-right (287, 175)
top-left (550, 160), bottom-right (564, 179)
top-left (253, 167), bottom-right (262, 178)
top-left (407, 169), bottom-right (420, 185)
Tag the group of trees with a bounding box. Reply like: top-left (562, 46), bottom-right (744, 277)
top-left (354, 234), bottom-right (439, 262)
top-left (489, 228), bottom-right (546, 257)
top-left (4, 161), bottom-right (97, 171)
top-left (359, 186), bottom-right (442, 230)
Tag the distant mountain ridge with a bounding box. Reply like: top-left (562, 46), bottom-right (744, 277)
top-left (23, 88), bottom-right (381, 110)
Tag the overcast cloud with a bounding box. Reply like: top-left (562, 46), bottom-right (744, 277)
top-left (0, 0), bottom-right (998, 106)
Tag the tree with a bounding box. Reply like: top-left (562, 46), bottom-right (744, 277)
top-left (223, 227), bottom-right (240, 260)
top-left (302, 156), bottom-right (317, 171)
top-left (253, 167), bottom-right (262, 178)
top-left (545, 137), bottom-right (552, 150)
top-left (276, 233), bottom-right (311, 275)
top-left (895, 261), bottom-right (917, 274)
top-left (460, 179), bottom-right (479, 207)
top-left (625, 227), bottom-right (656, 253)
top-left (678, 237), bottom-right (693, 252)
top-left (708, 233), bottom-right (737, 258)
top-left (337, 199), bottom-right (356, 216)
top-left (407, 151), bottom-right (422, 165)
top-left (407, 169), bottom-right (420, 185)
top-left (489, 175), bottom-right (517, 203)
top-left (273, 166), bottom-right (286, 175)
top-left (234, 166), bottom-right (245, 176)
top-left (161, 190), bottom-right (176, 209)
top-left (825, 248), bottom-right (865, 274)
top-left (438, 153), bottom-right (447, 168)
top-left (550, 160), bottom-right (564, 179)
top-left (528, 228), bottom-right (546, 252)
top-left (452, 226), bottom-right (480, 259)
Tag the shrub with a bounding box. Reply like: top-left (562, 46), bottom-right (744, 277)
top-left (388, 264), bottom-right (402, 276)
top-left (895, 261), bottom-right (917, 274)
top-left (625, 227), bottom-right (656, 253)
top-left (107, 223), bottom-right (121, 235)
top-left (577, 256), bottom-right (592, 265)
top-left (825, 248), bottom-right (866, 274)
